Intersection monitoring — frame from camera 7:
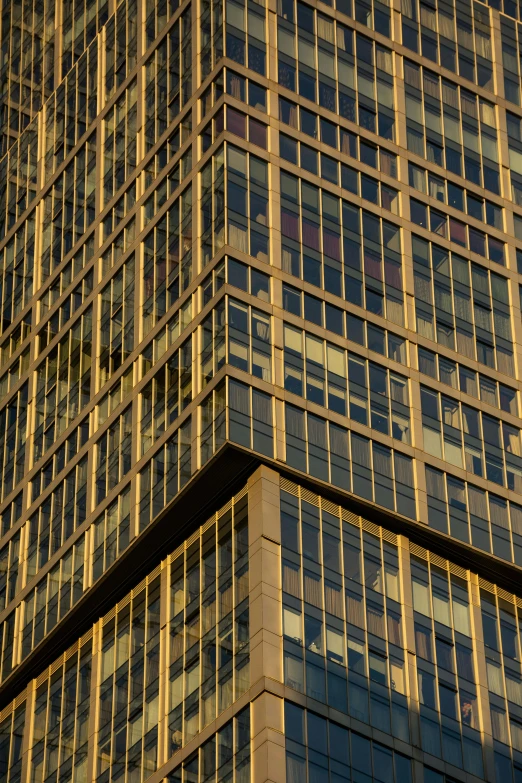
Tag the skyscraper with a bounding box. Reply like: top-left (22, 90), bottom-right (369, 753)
top-left (2, 0), bottom-right (522, 779)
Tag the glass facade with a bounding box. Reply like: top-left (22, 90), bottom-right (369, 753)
top-left (2, 0), bottom-right (522, 778)
top-left (0, 489), bottom-right (250, 783)
top-left (278, 479), bottom-right (522, 781)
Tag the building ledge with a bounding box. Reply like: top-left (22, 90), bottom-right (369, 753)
top-left (2, 442), bottom-right (522, 707)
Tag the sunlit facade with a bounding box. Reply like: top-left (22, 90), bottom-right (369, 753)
top-left (2, 0), bottom-right (522, 780)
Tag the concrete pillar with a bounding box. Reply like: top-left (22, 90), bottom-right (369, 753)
top-left (251, 691), bottom-right (286, 783)
top-left (247, 466), bottom-right (286, 783)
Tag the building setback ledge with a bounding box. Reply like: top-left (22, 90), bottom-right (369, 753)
top-left (2, 442), bottom-right (522, 707)
top-left (0, 444), bottom-right (258, 708)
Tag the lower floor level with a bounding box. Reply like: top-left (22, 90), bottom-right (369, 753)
top-left (0, 459), bottom-right (520, 783)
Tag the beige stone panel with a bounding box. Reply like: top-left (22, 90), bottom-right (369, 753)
top-left (252, 692), bottom-right (286, 783)
top-left (249, 467), bottom-right (284, 686)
